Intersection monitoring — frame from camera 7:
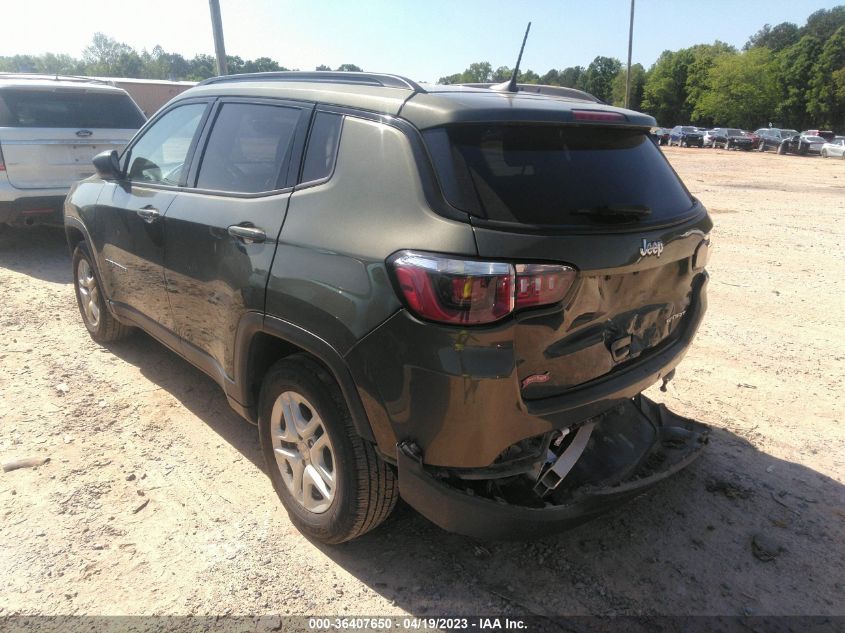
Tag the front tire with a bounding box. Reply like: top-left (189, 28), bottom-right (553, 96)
top-left (72, 243), bottom-right (133, 343)
top-left (258, 355), bottom-right (398, 544)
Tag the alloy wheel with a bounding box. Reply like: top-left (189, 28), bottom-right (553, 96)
top-left (270, 391), bottom-right (337, 514)
top-left (76, 259), bottom-right (101, 328)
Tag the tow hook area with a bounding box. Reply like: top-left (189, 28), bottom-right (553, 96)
top-left (396, 395), bottom-right (709, 539)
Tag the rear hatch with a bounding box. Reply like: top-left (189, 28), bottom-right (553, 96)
top-left (424, 122), bottom-right (711, 400)
top-left (0, 86), bottom-right (144, 189)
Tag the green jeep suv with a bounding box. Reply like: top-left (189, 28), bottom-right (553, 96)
top-left (64, 72), bottom-right (712, 543)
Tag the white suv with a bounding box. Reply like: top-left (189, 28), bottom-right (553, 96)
top-left (0, 74), bottom-right (145, 228)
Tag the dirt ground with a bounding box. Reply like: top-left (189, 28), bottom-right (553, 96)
top-left (0, 146), bottom-right (843, 619)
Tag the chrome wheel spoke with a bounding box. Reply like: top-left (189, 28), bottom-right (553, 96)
top-left (271, 395), bottom-right (300, 443)
top-left (76, 259), bottom-right (100, 327)
top-left (302, 464), bottom-right (331, 512)
top-left (270, 390), bottom-right (337, 514)
top-left (274, 446), bottom-right (304, 500)
top-left (309, 433), bottom-right (335, 488)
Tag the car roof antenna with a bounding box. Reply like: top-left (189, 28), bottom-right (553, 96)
top-left (490, 22), bottom-right (531, 93)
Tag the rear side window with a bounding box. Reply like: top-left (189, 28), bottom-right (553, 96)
top-left (0, 89), bottom-right (145, 129)
top-left (195, 103), bottom-right (302, 194)
top-left (425, 125), bottom-right (695, 227)
top-left (301, 112), bottom-right (342, 183)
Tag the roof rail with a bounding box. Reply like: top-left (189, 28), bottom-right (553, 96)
top-left (0, 72), bottom-right (115, 87)
top-left (459, 82), bottom-right (601, 103)
top-left (198, 71), bottom-right (425, 92)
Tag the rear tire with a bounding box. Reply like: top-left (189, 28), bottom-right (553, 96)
top-left (777, 143), bottom-right (786, 155)
top-left (821, 149), bottom-right (828, 158)
top-left (258, 355), bottom-right (398, 544)
top-left (72, 243), bottom-right (133, 343)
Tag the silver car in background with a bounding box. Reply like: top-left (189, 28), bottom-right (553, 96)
top-left (0, 74), bottom-right (145, 228)
top-left (820, 136), bottom-right (845, 158)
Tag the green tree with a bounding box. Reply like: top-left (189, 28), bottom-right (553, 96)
top-left (581, 56), bottom-right (621, 102)
top-left (802, 6), bottom-right (845, 41)
top-left (243, 57), bottom-right (283, 73)
top-left (807, 26), bottom-right (845, 128)
top-left (336, 64), bottom-right (363, 72)
top-left (187, 54), bottom-right (217, 80)
top-left (540, 68), bottom-right (560, 85)
top-left (518, 69), bottom-right (540, 84)
top-left (774, 35), bottom-right (823, 129)
top-left (315, 64), bottom-right (332, 71)
top-left (610, 63), bottom-right (645, 110)
top-left (745, 22), bottom-right (800, 52)
top-left (683, 42), bottom-right (737, 126)
top-left (82, 33), bottom-right (144, 77)
top-left (559, 66), bottom-right (585, 89)
top-left (641, 48), bottom-right (696, 124)
top-left (692, 47), bottom-right (778, 129)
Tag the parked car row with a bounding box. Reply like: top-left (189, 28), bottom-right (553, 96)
top-left (654, 124), bottom-right (843, 158)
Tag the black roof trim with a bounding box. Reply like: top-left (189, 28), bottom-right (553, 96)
top-left (198, 71), bottom-right (425, 92)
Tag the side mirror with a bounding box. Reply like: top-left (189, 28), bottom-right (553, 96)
top-left (92, 150), bottom-right (122, 180)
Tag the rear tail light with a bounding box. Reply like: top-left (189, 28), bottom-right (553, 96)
top-left (0, 142), bottom-right (5, 172)
top-left (514, 263), bottom-right (576, 308)
top-left (389, 251), bottom-right (576, 325)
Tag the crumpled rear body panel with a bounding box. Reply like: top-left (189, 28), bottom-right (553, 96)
top-left (397, 395), bottom-right (709, 540)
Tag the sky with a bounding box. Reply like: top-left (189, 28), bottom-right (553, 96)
top-left (2, 0), bottom-right (843, 83)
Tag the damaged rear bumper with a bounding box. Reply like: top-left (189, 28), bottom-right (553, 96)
top-left (397, 395), bottom-right (708, 540)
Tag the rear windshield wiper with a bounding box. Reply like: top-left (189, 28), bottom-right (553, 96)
top-left (572, 204), bottom-right (652, 219)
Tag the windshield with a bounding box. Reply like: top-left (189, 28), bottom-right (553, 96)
top-left (681, 126), bottom-right (696, 132)
top-left (0, 89), bottom-right (145, 129)
top-left (424, 124), bottom-right (695, 228)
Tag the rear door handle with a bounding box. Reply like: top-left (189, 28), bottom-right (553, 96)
top-left (227, 224), bottom-right (266, 244)
top-left (136, 206), bottom-right (160, 223)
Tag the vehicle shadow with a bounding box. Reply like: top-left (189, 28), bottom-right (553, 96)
top-left (99, 327), bottom-right (844, 616)
top-left (105, 331), bottom-right (265, 473)
top-left (0, 225), bottom-right (70, 284)
top-left (313, 427), bottom-right (845, 617)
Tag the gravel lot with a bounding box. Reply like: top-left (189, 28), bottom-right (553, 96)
top-left (0, 146), bottom-right (843, 618)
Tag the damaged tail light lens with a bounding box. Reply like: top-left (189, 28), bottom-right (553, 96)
top-left (390, 251), bottom-right (575, 325)
top-left (391, 251), bottom-right (514, 325)
top-left (515, 264), bottom-right (577, 308)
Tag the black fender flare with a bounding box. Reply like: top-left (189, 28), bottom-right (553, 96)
top-left (232, 313), bottom-right (376, 443)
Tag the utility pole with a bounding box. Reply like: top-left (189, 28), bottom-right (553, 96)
top-left (209, 0), bottom-right (228, 76)
top-left (625, 0), bottom-right (635, 108)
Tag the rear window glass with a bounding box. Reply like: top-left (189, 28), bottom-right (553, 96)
top-left (0, 89), bottom-right (145, 129)
top-left (425, 125), bottom-right (695, 227)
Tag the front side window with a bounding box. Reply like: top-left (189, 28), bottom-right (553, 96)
top-left (126, 103), bottom-right (206, 185)
top-left (195, 103), bottom-right (302, 193)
